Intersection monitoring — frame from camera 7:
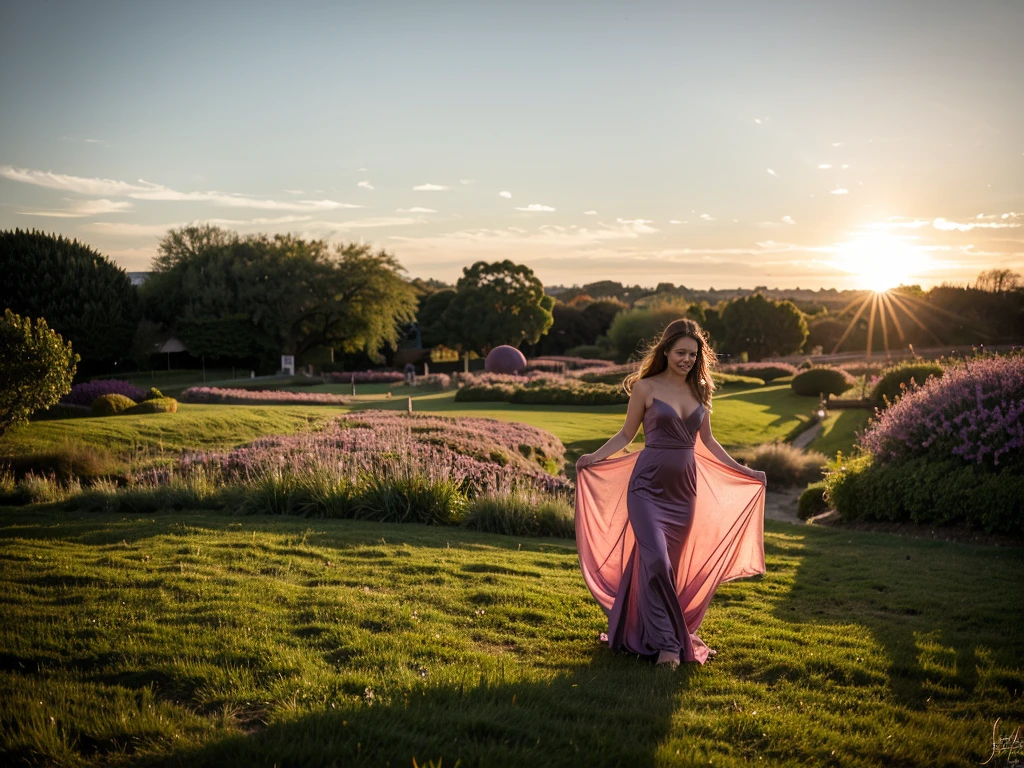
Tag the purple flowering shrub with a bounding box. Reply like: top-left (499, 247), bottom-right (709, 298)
top-left (180, 387), bottom-right (351, 405)
top-left (172, 410), bottom-right (567, 495)
top-left (62, 379), bottom-right (145, 407)
top-left (526, 357), bottom-right (615, 372)
top-left (455, 372), bottom-right (628, 406)
top-left (323, 370), bottom-right (405, 384)
top-left (857, 354), bottom-right (1024, 467)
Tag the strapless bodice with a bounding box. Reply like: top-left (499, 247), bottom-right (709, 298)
top-left (642, 398), bottom-right (704, 449)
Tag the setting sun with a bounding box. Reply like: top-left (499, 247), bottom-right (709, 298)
top-left (833, 233), bottom-right (931, 292)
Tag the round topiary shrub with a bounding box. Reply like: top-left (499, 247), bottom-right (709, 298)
top-left (90, 393), bottom-right (137, 416)
top-left (870, 361), bottom-right (943, 407)
top-left (791, 366), bottom-right (856, 397)
top-left (144, 387), bottom-right (165, 400)
top-left (485, 345), bottom-right (527, 375)
top-left (125, 397), bottom-right (178, 414)
top-left (798, 481), bottom-right (830, 519)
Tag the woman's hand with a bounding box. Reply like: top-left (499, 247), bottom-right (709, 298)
top-left (576, 453), bottom-right (598, 470)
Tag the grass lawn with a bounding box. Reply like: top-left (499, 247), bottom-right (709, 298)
top-left (0, 509), bottom-right (1020, 767)
top-left (1, 385), bottom-right (820, 474)
top-left (0, 405), bottom-right (349, 468)
top-left (808, 409), bottom-right (874, 459)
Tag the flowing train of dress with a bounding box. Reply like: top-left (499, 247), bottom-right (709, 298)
top-left (575, 398), bottom-right (765, 664)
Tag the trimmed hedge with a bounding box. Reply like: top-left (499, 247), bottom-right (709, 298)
top-left (798, 481), bottom-right (830, 520)
top-left (125, 397), bottom-right (178, 414)
top-left (90, 393), bottom-right (137, 416)
top-left (869, 361), bottom-right (944, 407)
top-left (824, 452), bottom-right (1024, 535)
top-left (791, 366), bottom-right (857, 397)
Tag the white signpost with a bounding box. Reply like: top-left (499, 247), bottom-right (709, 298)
top-left (281, 355), bottom-right (295, 375)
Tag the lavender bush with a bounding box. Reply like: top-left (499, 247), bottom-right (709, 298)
top-left (526, 356), bottom-right (615, 372)
top-left (62, 379), bottom-right (145, 407)
top-left (857, 354), bottom-right (1024, 467)
top-left (180, 387), bottom-right (351, 405)
top-left (172, 410), bottom-right (567, 496)
top-left (324, 370), bottom-right (405, 384)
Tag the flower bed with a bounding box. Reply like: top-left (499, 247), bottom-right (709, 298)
top-left (180, 387), bottom-right (351, 406)
top-left (858, 354), bottom-right (1024, 467)
top-left (719, 362), bottom-right (799, 382)
top-left (526, 356), bottom-right (616, 372)
top-left (165, 410), bottom-right (567, 497)
top-left (62, 379), bottom-right (146, 407)
top-left (455, 372), bottom-right (628, 406)
top-left (324, 370), bottom-right (405, 384)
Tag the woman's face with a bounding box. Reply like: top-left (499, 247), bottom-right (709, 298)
top-left (666, 336), bottom-right (699, 377)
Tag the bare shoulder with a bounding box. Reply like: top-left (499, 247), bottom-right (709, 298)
top-left (631, 377), bottom-right (654, 400)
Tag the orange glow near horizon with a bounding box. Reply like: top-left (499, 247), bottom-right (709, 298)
top-left (832, 232), bottom-right (932, 292)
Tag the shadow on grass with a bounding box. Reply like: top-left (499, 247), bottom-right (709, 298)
top-left (132, 647), bottom-right (693, 768)
top-left (762, 522), bottom-right (1024, 711)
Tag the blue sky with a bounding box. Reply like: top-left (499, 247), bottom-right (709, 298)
top-left (1, 0), bottom-right (1022, 290)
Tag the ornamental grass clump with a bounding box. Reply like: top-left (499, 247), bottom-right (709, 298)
top-left (858, 354), bottom-right (1024, 468)
top-left (62, 379), bottom-right (146, 407)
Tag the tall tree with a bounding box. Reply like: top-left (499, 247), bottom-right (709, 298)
top-left (441, 260), bottom-right (555, 354)
top-left (976, 269), bottom-right (1021, 293)
top-left (143, 226), bottom-right (418, 366)
top-left (0, 229), bottom-right (139, 366)
top-left (720, 294), bottom-right (808, 360)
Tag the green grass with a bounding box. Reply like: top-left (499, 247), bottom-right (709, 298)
top-left (809, 408), bottom-right (874, 459)
top-left (0, 509), bottom-right (1020, 767)
top-left (2, 385), bottom-right (821, 478)
top-left (1, 405), bottom-right (348, 468)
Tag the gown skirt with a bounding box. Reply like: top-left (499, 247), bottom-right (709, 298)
top-left (575, 399), bottom-right (766, 664)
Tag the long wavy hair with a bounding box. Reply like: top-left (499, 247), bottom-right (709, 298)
top-left (623, 318), bottom-right (717, 408)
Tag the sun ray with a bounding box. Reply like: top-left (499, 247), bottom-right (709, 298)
top-left (830, 292), bottom-right (873, 354)
top-left (865, 292), bottom-right (878, 357)
top-left (879, 292), bottom-right (907, 344)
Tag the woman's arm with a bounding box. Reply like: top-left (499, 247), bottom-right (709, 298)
top-left (576, 380), bottom-right (651, 468)
top-left (698, 410), bottom-right (766, 484)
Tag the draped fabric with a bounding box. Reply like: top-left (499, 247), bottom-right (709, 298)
top-left (575, 425), bottom-right (766, 664)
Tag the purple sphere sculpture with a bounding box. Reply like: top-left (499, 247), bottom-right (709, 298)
top-left (485, 345), bottom-right (527, 375)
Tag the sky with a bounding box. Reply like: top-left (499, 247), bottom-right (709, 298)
top-left (1, 0), bottom-right (1022, 291)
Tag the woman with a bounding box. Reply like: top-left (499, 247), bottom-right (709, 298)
top-left (575, 319), bottom-right (767, 669)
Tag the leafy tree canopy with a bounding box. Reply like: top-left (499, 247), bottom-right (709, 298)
top-left (720, 294), bottom-right (808, 361)
top-left (0, 309), bottom-right (78, 436)
top-left (142, 225), bottom-right (418, 365)
top-left (0, 229), bottom-right (139, 364)
top-left (440, 260), bottom-right (555, 354)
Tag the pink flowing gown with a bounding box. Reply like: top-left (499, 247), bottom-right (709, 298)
top-left (575, 399), bottom-right (766, 664)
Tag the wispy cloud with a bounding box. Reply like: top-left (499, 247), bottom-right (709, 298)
top-left (498, 191), bottom-right (512, 199)
top-left (933, 213), bottom-right (1022, 231)
top-left (616, 217), bottom-right (657, 233)
top-left (357, 181), bottom-right (374, 190)
top-left (514, 203), bottom-right (555, 212)
top-left (413, 183), bottom-right (449, 191)
top-left (19, 198), bottom-right (134, 218)
top-left (767, 168), bottom-right (777, 176)
top-left (830, 188), bottom-right (849, 195)
top-left (583, 210), bottom-right (597, 216)
top-left (1, 166), bottom-right (362, 211)
top-left (460, 179), bottom-right (475, 185)
top-left (397, 207), bottom-right (436, 213)
top-left (699, 213), bottom-right (716, 221)
top-left (782, 215), bottom-right (795, 225)
top-left (817, 164), bottom-right (832, 169)
top-left (282, 189), bottom-right (304, 195)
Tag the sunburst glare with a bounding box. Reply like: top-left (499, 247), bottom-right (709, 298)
top-left (832, 232), bottom-right (931, 292)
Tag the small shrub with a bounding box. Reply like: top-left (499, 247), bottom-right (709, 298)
top-left (740, 442), bottom-right (827, 487)
top-left (798, 481), bottom-right (830, 519)
top-left (462, 488), bottom-right (575, 538)
top-left (720, 362), bottom-right (799, 382)
top-left (90, 393), bottom-right (137, 416)
top-left (125, 397), bottom-right (178, 414)
top-left (869, 361), bottom-right (944, 407)
top-left (145, 387), bottom-right (164, 400)
top-left (791, 366), bottom-right (857, 397)
top-left (824, 452), bottom-right (1024, 535)
top-left (63, 379), bottom-right (146, 407)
